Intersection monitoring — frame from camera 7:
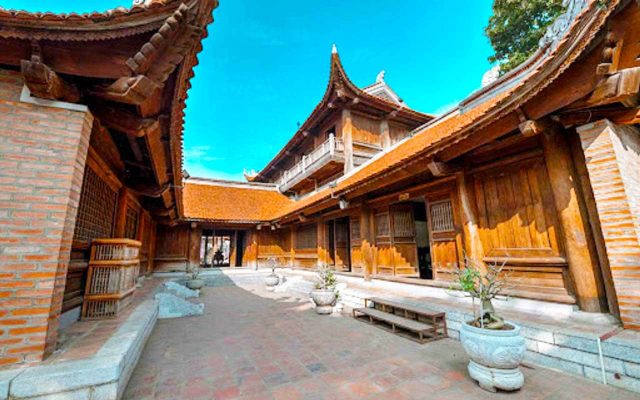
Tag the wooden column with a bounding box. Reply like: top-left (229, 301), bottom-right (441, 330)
top-left (289, 226), bottom-right (296, 267)
top-left (380, 119), bottom-right (391, 150)
top-left (342, 109), bottom-right (354, 173)
top-left (114, 188), bottom-right (129, 237)
top-left (230, 230), bottom-right (238, 267)
top-left (317, 220), bottom-right (326, 267)
top-left (455, 172), bottom-right (485, 269)
top-left (541, 124), bottom-right (606, 312)
top-left (360, 204), bottom-right (375, 281)
top-left (188, 223), bottom-right (201, 268)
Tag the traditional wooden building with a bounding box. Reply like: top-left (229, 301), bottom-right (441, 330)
top-left (181, 0), bottom-right (640, 332)
top-left (1, 0), bottom-right (640, 371)
top-left (0, 0), bottom-right (218, 366)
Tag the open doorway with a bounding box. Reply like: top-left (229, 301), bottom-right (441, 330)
top-left (412, 200), bottom-right (432, 279)
top-left (200, 229), bottom-right (232, 267)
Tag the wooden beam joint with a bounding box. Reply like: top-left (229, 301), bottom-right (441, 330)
top-left (20, 43), bottom-right (80, 103)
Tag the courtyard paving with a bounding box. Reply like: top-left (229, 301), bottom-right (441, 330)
top-left (124, 274), bottom-right (636, 399)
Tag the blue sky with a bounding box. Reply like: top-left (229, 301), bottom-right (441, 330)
top-left (3, 0), bottom-right (495, 180)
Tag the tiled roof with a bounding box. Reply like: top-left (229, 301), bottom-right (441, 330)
top-left (182, 180), bottom-right (293, 223)
top-left (181, 0), bottom-right (615, 224)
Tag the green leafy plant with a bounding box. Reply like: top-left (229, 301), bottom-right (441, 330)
top-left (452, 256), bottom-right (512, 330)
top-left (314, 264), bottom-right (337, 290)
top-left (485, 0), bottom-right (565, 73)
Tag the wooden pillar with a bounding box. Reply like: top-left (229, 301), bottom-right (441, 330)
top-left (289, 226), bottom-right (296, 267)
top-left (380, 119), bottom-right (391, 150)
top-left (342, 108), bottom-right (354, 173)
top-left (541, 123), bottom-right (607, 312)
top-left (230, 230), bottom-right (238, 267)
top-left (188, 222), bottom-right (201, 268)
top-left (316, 220), bottom-right (326, 267)
top-left (114, 188), bottom-right (129, 237)
top-left (360, 204), bottom-right (375, 281)
top-left (455, 172), bottom-right (485, 269)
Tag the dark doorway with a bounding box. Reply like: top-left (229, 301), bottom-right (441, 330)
top-left (413, 200), bottom-right (432, 279)
top-left (235, 231), bottom-right (245, 267)
top-left (200, 229), bottom-right (232, 267)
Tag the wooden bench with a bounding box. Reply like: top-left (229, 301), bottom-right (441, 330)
top-left (352, 297), bottom-right (447, 343)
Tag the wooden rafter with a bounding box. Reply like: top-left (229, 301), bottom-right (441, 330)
top-left (20, 42), bottom-right (80, 103)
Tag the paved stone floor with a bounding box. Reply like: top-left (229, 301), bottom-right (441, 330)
top-left (124, 275), bottom-right (636, 399)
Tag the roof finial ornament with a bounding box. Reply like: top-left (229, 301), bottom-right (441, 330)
top-left (376, 70), bottom-right (385, 83)
top-left (331, 44), bottom-right (338, 54)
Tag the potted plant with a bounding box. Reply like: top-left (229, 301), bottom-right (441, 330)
top-left (310, 264), bottom-right (337, 315)
top-left (454, 257), bottom-right (525, 393)
top-left (265, 256), bottom-right (280, 291)
top-left (185, 263), bottom-right (204, 290)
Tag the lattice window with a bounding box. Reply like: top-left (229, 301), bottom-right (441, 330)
top-left (375, 212), bottom-right (390, 238)
top-left (350, 218), bottom-right (361, 243)
top-left (73, 166), bottom-right (117, 243)
top-left (430, 199), bottom-right (455, 233)
top-left (296, 224), bottom-right (317, 249)
top-left (124, 205), bottom-right (139, 239)
top-left (392, 209), bottom-right (415, 238)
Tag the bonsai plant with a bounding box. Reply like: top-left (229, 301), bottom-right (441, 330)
top-left (185, 263), bottom-right (204, 290)
top-left (264, 256), bottom-right (280, 291)
top-left (310, 264), bottom-right (338, 315)
top-left (453, 256), bottom-right (525, 393)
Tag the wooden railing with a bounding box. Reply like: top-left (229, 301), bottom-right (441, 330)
top-left (278, 134), bottom-right (344, 191)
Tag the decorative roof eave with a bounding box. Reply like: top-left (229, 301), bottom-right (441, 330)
top-left (171, 0), bottom-right (219, 220)
top-left (0, 0), bottom-right (195, 41)
top-left (270, 0), bottom-right (618, 222)
top-left (254, 48), bottom-right (433, 182)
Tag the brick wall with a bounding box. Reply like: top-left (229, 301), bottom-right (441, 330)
top-left (578, 119), bottom-right (640, 330)
top-left (0, 69), bottom-right (93, 366)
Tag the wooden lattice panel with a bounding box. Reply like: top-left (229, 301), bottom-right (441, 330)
top-left (430, 199), bottom-right (454, 233)
top-left (82, 239), bottom-right (141, 320)
top-left (375, 212), bottom-right (390, 238)
top-left (392, 209), bottom-right (415, 238)
top-left (73, 166), bottom-right (117, 243)
top-left (350, 218), bottom-right (361, 244)
top-left (124, 205), bottom-right (139, 239)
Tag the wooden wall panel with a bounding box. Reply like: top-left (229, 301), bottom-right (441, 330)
top-left (352, 113), bottom-right (381, 146)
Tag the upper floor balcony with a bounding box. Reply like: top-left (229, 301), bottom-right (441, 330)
top-left (277, 134), bottom-right (345, 193)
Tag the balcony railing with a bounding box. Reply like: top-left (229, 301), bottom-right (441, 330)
top-left (278, 134), bottom-right (344, 192)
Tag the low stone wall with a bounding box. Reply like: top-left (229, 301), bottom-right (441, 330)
top-left (278, 272), bottom-right (640, 394)
top-left (0, 299), bottom-right (158, 400)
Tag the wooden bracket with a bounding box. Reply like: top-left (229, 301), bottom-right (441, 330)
top-left (92, 103), bottom-right (160, 138)
top-left (427, 158), bottom-right (461, 177)
top-left (20, 41), bottom-right (80, 103)
top-left (518, 120), bottom-right (545, 137)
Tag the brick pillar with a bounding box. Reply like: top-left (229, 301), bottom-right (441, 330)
top-left (577, 119), bottom-right (640, 329)
top-left (0, 69), bottom-right (93, 366)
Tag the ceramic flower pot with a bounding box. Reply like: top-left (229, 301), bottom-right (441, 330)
top-left (310, 289), bottom-right (336, 315)
top-left (460, 321), bottom-right (526, 392)
top-left (186, 279), bottom-right (204, 290)
top-left (265, 273), bottom-right (280, 291)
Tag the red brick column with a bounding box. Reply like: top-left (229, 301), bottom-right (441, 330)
top-left (0, 69), bottom-right (93, 366)
top-left (577, 119), bottom-right (640, 330)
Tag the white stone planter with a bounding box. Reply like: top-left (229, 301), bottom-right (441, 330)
top-left (460, 321), bottom-right (526, 392)
top-left (310, 289), bottom-right (336, 315)
top-left (186, 279), bottom-right (204, 290)
top-left (265, 273), bottom-right (280, 291)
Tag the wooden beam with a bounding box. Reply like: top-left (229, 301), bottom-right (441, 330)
top-left (427, 158), bottom-right (461, 177)
top-left (518, 120), bottom-right (545, 137)
top-left (20, 53), bottom-right (80, 103)
top-left (556, 106), bottom-right (640, 127)
top-left (92, 104), bottom-right (160, 138)
top-left (144, 118), bottom-right (170, 186)
top-left (90, 75), bottom-right (162, 106)
top-left (571, 67), bottom-right (640, 109)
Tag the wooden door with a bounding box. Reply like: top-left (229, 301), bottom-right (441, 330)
top-left (374, 210), bottom-right (394, 275)
top-left (334, 218), bottom-right (351, 271)
top-left (390, 204), bottom-right (418, 276)
top-left (427, 197), bottom-right (460, 281)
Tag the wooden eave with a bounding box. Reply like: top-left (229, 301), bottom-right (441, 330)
top-left (253, 50), bottom-right (433, 182)
top-left (265, 0), bottom-right (629, 223)
top-left (0, 0), bottom-right (219, 225)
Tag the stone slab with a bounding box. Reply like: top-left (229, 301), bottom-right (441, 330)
top-left (155, 292), bottom-right (204, 319)
top-left (163, 281), bottom-right (200, 298)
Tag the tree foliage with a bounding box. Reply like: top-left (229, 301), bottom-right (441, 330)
top-left (485, 0), bottom-right (565, 73)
